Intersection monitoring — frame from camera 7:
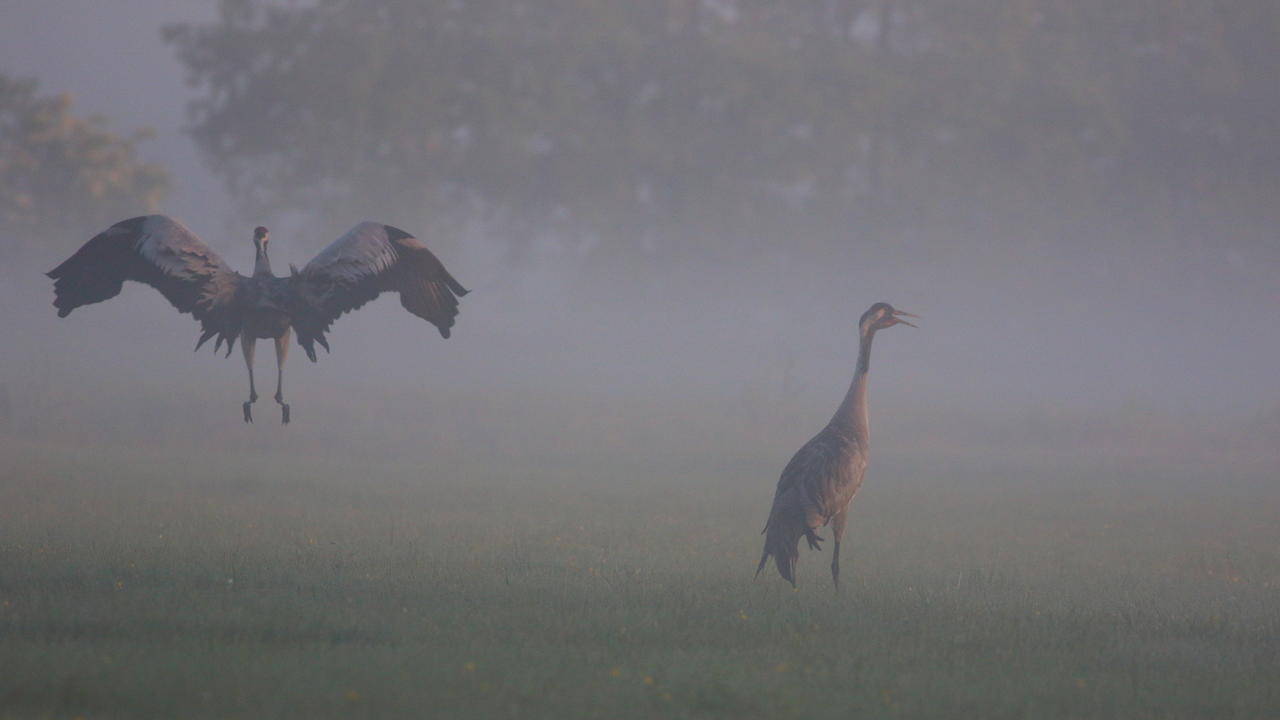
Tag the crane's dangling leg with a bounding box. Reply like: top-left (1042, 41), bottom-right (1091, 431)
top-left (273, 328), bottom-right (291, 424)
top-left (830, 509), bottom-right (849, 592)
top-left (241, 333), bottom-right (258, 423)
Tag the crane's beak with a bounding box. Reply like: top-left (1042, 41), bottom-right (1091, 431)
top-left (892, 310), bottom-right (919, 328)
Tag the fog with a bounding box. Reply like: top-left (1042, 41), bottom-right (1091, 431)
top-left (2, 1), bottom-right (1278, 479)
top-left (6, 6), bottom-right (1280, 716)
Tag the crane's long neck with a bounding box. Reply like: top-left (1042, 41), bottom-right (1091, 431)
top-left (831, 326), bottom-right (875, 444)
top-left (253, 244), bottom-right (274, 277)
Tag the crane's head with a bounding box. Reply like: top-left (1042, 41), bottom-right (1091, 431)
top-left (860, 302), bottom-right (919, 333)
top-left (253, 226), bottom-right (270, 250)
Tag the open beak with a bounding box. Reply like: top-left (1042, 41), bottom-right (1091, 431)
top-left (892, 310), bottom-right (920, 328)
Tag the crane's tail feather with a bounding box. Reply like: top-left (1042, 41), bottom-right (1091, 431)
top-left (758, 521), bottom-right (803, 587)
top-left (195, 329), bottom-right (216, 352)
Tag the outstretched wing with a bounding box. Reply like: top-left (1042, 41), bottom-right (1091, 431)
top-left (47, 215), bottom-right (246, 354)
top-left (290, 222), bottom-right (468, 361)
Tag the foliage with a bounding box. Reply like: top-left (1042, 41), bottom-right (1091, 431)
top-left (165, 0), bottom-right (1280, 260)
top-left (0, 75), bottom-right (169, 260)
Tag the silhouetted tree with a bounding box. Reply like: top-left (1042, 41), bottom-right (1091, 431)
top-left (0, 75), bottom-right (169, 262)
top-left (165, 0), bottom-right (1280, 263)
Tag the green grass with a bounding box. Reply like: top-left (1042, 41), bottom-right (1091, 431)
top-left (2, 433), bottom-right (1279, 719)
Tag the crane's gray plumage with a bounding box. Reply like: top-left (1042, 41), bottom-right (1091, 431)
top-left (48, 215), bottom-right (247, 354)
top-left (291, 221), bottom-right (468, 361)
top-left (756, 302), bottom-right (917, 589)
top-left (48, 215), bottom-right (468, 424)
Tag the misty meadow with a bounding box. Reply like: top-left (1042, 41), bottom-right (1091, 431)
top-left (2, 1), bottom-right (1279, 718)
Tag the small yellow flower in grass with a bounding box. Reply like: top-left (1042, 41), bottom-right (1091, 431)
top-left (643, 676), bottom-right (654, 686)
top-left (463, 662), bottom-right (477, 673)
top-left (736, 610), bottom-right (748, 621)
top-left (345, 689), bottom-right (361, 701)
top-left (609, 667), bottom-right (623, 678)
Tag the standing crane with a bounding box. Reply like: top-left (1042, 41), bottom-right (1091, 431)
top-left (756, 302), bottom-right (917, 589)
top-left (47, 215), bottom-right (468, 424)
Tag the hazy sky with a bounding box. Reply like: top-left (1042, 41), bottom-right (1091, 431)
top-left (3, 1), bottom-right (1278, 450)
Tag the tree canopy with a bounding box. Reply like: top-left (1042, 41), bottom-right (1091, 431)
top-left (0, 74), bottom-right (169, 261)
top-left (165, 0), bottom-right (1280, 262)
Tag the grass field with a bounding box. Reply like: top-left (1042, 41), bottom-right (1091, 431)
top-left (2, 402), bottom-right (1279, 719)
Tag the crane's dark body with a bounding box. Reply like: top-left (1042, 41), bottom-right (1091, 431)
top-left (756, 303), bottom-right (916, 589)
top-left (240, 278), bottom-right (293, 340)
top-left (48, 215), bottom-right (468, 424)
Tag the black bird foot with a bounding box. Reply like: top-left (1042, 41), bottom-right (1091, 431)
top-left (243, 402), bottom-right (253, 423)
top-left (281, 404), bottom-right (290, 425)
top-left (804, 529), bottom-right (825, 551)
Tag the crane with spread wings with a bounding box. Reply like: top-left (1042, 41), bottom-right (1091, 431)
top-left (47, 215), bottom-right (468, 424)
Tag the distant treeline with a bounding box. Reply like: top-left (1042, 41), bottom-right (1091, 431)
top-left (28, 0), bottom-right (1280, 265)
top-left (0, 75), bottom-right (168, 260)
